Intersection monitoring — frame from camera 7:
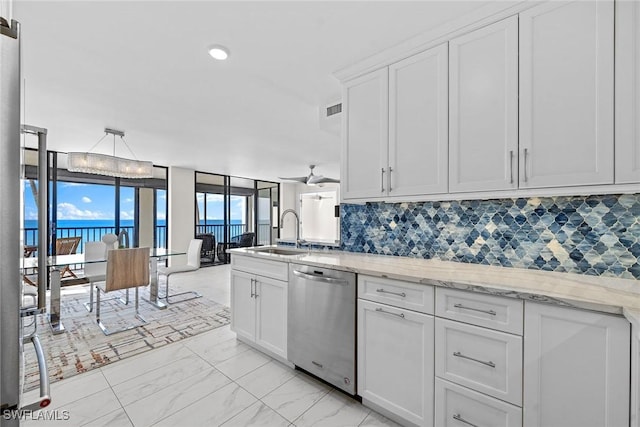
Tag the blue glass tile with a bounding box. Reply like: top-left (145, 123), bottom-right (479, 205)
top-left (341, 194), bottom-right (640, 279)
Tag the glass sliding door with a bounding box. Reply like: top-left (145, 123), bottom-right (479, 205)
top-left (195, 172), bottom-right (279, 265)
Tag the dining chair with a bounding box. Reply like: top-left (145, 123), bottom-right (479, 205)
top-left (101, 233), bottom-right (118, 250)
top-left (159, 238), bottom-right (202, 304)
top-left (95, 247), bottom-right (149, 335)
top-left (55, 236), bottom-right (81, 278)
top-left (83, 241), bottom-right (107, 312)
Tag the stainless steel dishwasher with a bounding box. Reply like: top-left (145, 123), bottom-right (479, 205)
top-left (288, 263), bottom-right (356, 395)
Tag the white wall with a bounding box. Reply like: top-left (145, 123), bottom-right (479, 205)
top-left (168, 166), bottom-right (194, 266)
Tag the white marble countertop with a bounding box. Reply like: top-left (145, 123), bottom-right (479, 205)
top-left (229, 246), bottom-right (640, 328)
top-left (275, 238), bottom-right (340, 247)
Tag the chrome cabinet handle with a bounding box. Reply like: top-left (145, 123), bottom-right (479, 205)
top-left (250, 278), bottom-right (255, 298)
top-left (453, 303), bottom-right (496, 316)
top-left (388, 167), bottom-right (393, 192)
top-left (509, 150), bottom-right (514, 184)
top-left (292, 269), bottom-right (348, 284)
top-left (381, 168), bottom-right (385, 193)
top-left (312, 360), bottom-right (323, 369)
top-left (523, 148), bottom-right (529, 183)
top-left (376, 288), bottom-right (406, 298)
top-left (453, 351), bottom-right (496, 368)
top-left (453, 414), bottom-right (480, 427)
top-left (375, 307), bottom-right (405, 319)
top-left (254, 278), bottom-right (259, 298)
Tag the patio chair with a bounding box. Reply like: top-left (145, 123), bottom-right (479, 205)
top-left (159, 238), bottom-right (202, 304)
top-left (196, 233), bottom-right (215, 262)
top-left (55, 236), bottom-right (81, 278)
top-left (95, 247), bottom-right (149, 335)
top-left (217, 232), bottom-right (255, 263)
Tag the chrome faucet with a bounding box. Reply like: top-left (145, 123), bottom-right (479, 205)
top-left (280, 209), bottom-right (304, 249)
top-left (117, 229), bottom-right (129, 249)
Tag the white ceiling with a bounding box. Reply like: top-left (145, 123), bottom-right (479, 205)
top-left (14, 0), bottom-right (491, 182)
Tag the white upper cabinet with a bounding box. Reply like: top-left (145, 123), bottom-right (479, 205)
top-left (615, 0), bottom-right (640, 184)
top-left (342, 69), bottom-right (388, 200)
top-left (519, 0), bottom-right (614, 188)
top-left (449, 16), bottom-right (518, 193)
top-left (389, 44), bottom-right (448, 197)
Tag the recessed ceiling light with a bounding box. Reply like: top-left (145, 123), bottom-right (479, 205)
top-left (208, 45), bottom-right (229, 61)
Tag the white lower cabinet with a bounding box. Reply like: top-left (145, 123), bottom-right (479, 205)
top-left (632, 324), bottom-right (640, 427)
top-left (230, 268), bottom-right (288, 360)
top-left (435, 378), bottom-right (522, 427)
top-left (358, 299), bottom-right (434, 427)
top-left (523, 302), bottom-right (630, 427)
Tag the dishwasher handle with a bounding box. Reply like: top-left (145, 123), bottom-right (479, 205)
top-left (292, 269), bottom-right (349, 284)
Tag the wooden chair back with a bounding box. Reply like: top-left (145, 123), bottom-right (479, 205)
top-left (105, 247), bottom-right (150, 292)
top-left (56, 236), bottom-right (81, 255)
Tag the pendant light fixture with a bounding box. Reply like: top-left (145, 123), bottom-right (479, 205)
top-left (67, 128), bottom-right (153, 178)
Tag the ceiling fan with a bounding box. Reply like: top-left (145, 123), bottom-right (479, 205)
top-left (278, 165), bottom-right (340, 185)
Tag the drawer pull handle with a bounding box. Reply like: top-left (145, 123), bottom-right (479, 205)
top-left (312, 360), bottom-right (323, 369)
top-left (376, 288), bottom-right (406, 298)
top-left (375, 307), bottom-right (405, 319)
top-left (453, 303), bottom-right (496, 316)
top-left (453, 414), bottom-right (480, 427)
top-left (453, 351), bottom-right (496, 368)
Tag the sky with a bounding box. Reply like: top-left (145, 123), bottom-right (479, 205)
top-left (23, 180), bottom-right (246, 223)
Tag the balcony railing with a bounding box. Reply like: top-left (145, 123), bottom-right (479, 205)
top-left (194, 223), bottom-right (272, 246)
top-left (23, 225), bottom-right (168, 254)
top-left (195, 224), bottom-right (247, 245)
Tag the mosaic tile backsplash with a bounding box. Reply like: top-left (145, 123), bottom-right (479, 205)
top-left (340, 194), bottom-right (640, 280)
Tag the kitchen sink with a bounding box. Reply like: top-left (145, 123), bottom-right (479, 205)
top-left (249, 247), bottom-right (306, 256)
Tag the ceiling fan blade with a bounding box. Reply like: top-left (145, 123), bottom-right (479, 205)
top-left (278, 176), bottom-right (308, 183)
top-left (307, 175), bottom-right (340, 184)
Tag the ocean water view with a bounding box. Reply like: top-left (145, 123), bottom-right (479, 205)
top-left (22, 219), bottom-right (248, 252)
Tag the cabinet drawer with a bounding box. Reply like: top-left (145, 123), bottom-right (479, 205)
top-left (358, 275), bottom-right (434, 314)
top-left (435, 378), bottom-right (522, 427)
top-left (231, 256), bottom-right (288, 281)
top-left (435, 318), bottom-right (522, 406)
top-left (436, 287), bottom-right (523, 335)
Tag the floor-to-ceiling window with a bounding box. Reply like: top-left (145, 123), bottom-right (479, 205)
top-left (195, 172), bottom-right (279, 265)
top-left (22, 150), bottom-right (168, 254)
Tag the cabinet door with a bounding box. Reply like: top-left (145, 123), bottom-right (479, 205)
top-left (389, 44), bottom-right (448, 197)
top-left (358, 299), bottom-right (434, 426)
top-left (615, 1), bottom-right (640, 183)
top-left (632, 324), bottom-right (640, 427)
top-left (230, 270), bottom-right (256, 342)
top-left (255, 276), bottom-right (287, 359)
top-left (449, 16), bottom-right (518, 193)
top-left (519, 1), bottom-right (614, 188)
top-left (342, 68), bottom-right (389, 200)
top-left (523, 302), bottom-right (630, 427)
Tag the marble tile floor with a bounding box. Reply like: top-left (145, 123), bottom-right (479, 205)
top-left (22, 265), bottom-right (400, 427)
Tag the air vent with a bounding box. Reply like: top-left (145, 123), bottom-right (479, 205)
top-left (326, 103), bottom-right (342, 117)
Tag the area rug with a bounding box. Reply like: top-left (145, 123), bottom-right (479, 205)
top-left (22, 286), bottom-right (230, 392)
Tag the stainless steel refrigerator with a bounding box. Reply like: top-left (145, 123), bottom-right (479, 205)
top-left (1, 13), bottom-right (50, 426)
